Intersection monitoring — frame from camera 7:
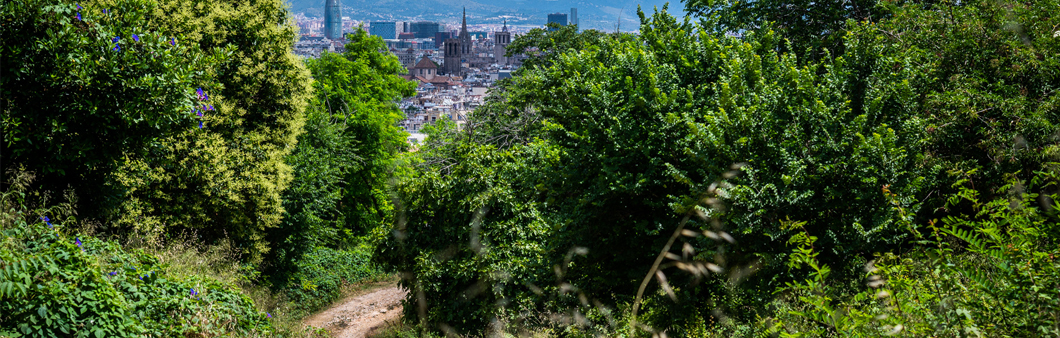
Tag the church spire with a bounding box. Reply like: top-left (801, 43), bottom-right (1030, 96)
top-left (461, 7), bottom-right (467, 33)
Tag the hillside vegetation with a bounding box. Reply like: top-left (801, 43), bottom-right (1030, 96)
top-left (381, 0), bottom-right (1060, 336)
top-left (2, 0), bottom-right (1060, 337)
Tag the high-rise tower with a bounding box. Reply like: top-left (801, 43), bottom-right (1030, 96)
top-left (571, 8), bottom-right (578, 29)
top-left (324, 0), bottom-right (342, 40)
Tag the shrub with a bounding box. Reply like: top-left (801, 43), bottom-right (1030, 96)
top-left (282, 246), bottom-right (383, 314)
top-left (0, 178), bottom-right (274, 337)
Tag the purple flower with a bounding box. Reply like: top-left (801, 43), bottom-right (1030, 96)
top-left (109, 271), bottom-right (117, 276)
top-left (190, 288), bottom-right (198, 296)
top-left (170, 38), bottom-right (176, 46)
top-left (267, 312), bottom-right (272, 318)
top-left (112, 37), bottom-right (119, 43)
top-left (75, 238), bottom-right (82, 247)
top-left (132, 34), bottom-right (139, 42)
top-left (103, 9), bottom-right (108, 14)
top-left (76, 12), bottom-right (81, 21)
top-left (77, 3), bottom-right (82, 10)
top-left (199, 121), bottom-right (203, 129)
top-left (113, 44), bottom-right (120, 51)
top-left (207, 105), bottom-right (214, 111)
top-left (41, 216), bottom-right (53, 228)
top-left (139, 276), bottom-right (143, 280)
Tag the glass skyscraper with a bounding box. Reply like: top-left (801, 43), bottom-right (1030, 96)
top-left (547, 13), bottom-right (568, 30)
top-left (370, 22), bottom-right (396, 39)
top-left (324, 0), bottom-right (342, 40)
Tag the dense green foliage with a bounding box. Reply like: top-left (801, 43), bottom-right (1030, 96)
top-left (384, 0), bottom-right (1060, 336)
top-left (683, 0), bottom-right (885, 57)
top-left (1, 0), bottom-right (312, 262)
top-left (0, 177), bottom-right (272, 337)
top-left (265, 29), bottom-right (413, 314)
top-left (1, 0), bottom-right (222, 223)
top-left (5, 0), bottom-right (1060, 335)
top-left (110, 0), bottom-right (312, 262)
top-left (1, 0), bottom-right (395, 336)
top-left (300, 29), bottom-right (414, 241)
top-left (770, 170), bottom-right (1060, 337)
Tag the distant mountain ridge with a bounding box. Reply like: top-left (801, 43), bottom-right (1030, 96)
top-left (286, 0), bottom-right (681, 31)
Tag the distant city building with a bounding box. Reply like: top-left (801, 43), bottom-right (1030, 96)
top-left (410, 22), bottom-right (440, 39)
top-left (444, 37), bottom-right (462, 76)
top-left (547, 13), bottom-right (568, 30)
top-left (494, 19), bottom-right (512, 65)
top-left (324, 0), bottom-right (342, 40)
top-left (434, 31), bottom-right (455, 50)
top-left (469, 31), bottom-right (487, 40)
top-left (396, 47), bottom-right (416, 69)
top-left (445, 8), bottom-right (473, 76)
top-left (571, 8), bottom-right (578, 28)
top-left (411, 56), bottom-right (439, 80)
top-left (398, 32), bottom-right (415, 40)
top-left (386, 39), bottom-right (434, 50)
top-left (370, 21), bottom-right (396, 39)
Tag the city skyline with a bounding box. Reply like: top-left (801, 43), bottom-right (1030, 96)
top-left (286, 0), bottom-right (681, 32)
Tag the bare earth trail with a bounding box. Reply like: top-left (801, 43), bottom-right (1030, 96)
top-left (304, 285), bottom-right (407, 338)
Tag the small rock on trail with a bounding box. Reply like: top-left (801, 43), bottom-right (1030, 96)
top-left (304, 286), bottom-right (406, 338)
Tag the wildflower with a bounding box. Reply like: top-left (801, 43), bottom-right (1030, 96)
top-left (267, 312), bottom-right (272, 318)
top-left (208, 105), bottom-right (214, 111)
top-left (190, 288), bottom-right (197, 296)
top-left (75, 237), bottom-right (82, 247)
top-left (170, 38), bottom-right (176, 46)
top-left (41, 216), bottom-right (53, 228)
top-left (76, 12), bottom-right (81, 21)
top-left (77, 3), bottom-right (82, 10)
top-left (132, 34), bottom-right (139, 42)
top-left (199, 121), bottom-right (203, 129)
top-left (109, 271), bottom-right (117, 276)
top-left (113, 44), bottom-right (120, 51)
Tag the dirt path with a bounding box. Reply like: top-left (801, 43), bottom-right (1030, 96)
top-left (304, 285), bottom-right (407, 338)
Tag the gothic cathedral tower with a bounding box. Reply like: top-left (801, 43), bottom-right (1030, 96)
top-left (458, 7), bottom-right (472, 57)
top-left (445, 8), bottom-right (472, 76)
top-left (494, 19), bottom-right (511, 65)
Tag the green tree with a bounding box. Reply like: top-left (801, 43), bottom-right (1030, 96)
top-left (385, 1), bottom-right (1060, 334)
top-left (267, 29), bottom-right (413, 289)
top-left (683, 0), bottom-right (886, 59)
top-left (104, 0), bottom-right (313, 262)
top-left (302, 29), bottom-right (415, 240)
top-left (1, 0), bottom-right (219, 216)
top-left (2, 0), bottom-right (312, 263)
